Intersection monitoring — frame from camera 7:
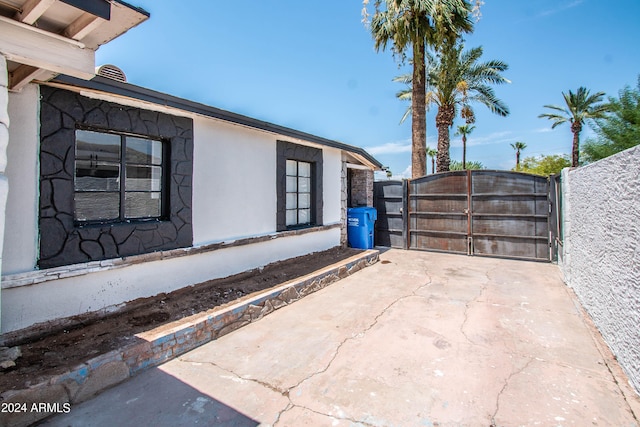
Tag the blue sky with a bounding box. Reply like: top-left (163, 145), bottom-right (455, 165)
top-left (97, 0), bottom-right (640, 178)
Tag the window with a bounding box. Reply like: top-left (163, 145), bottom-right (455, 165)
top-left (276, 141), bottom-right (323, 231)
top-left (74, 129), bottom-right (165, 223)
top-left (286, 160), bottom-right (313, 227)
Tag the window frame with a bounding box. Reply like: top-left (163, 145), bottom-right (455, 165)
top-left (276, 141), bottom-right (323, 232)
top-left (39, 86), bottom-right (194, 269)
top-left (285, 159), bottom-right (315, 228)
top-left (73, 126), bottom-right (170, 225)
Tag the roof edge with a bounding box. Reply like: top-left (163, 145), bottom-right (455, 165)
top-left (113, 0), bottom-right (150, 17)
top-left (49, 74), bottom-right (382, 169)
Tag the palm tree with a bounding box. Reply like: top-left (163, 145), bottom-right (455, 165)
top-left (455, 124), bottom-right (475, 169)
top-left (426, 146), bottom-right (437, 173)
top-left (394, 44), bottom-right (510, 172)
top-left (510, 141), bottom-right (526, 170)
top-left (539, 87), bottom-right (609, 167)
top-left (366, 0), bottom-right (473, 178)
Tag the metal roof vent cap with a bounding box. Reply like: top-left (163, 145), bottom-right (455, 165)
top-left (96, 64), bottom-right (127, 83)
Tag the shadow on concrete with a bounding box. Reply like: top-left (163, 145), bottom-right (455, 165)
top-left (38, 367), bottom-right (259, 427)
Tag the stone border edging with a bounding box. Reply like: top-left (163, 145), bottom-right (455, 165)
top-left (0, 249), bottom-right (379, 427)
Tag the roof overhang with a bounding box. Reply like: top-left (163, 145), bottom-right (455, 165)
top-left (0, 0), bottom-right (148, 91)
top-left (47, 74), bottom-right (384, 170)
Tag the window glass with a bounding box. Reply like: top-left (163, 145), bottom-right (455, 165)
top-left (285, 210), bottom-right (297, 226)
top-left (76, 130), bottom-right (120, 162)
top-left (286, 176), bottom-right (297, 192)
top-left (75, 161), bottom-right (120, 191)
top-left (298, 162), bottom-right (311, 177)
top-left (125, 192), bottom-right (162, 218)
top-left (126, 165), bottom-right (162, 192)
top-left (299, 209), bottom-right (310, 224)
top-left (298, 193), bottom-right (311, 209)
top-left (283, 159), bottom-right (313, 227)
top-left (126, 137), bottom-right (162, 165)
top-left (74, 129), bottom-right (164, 223)
top-left (286, 192), bottom-right (297, 209)
top-left (286, 159), bottom-right (297, 176)
top-left (74, 192), bottom-right (120, 221)
top-left (298, 176), bottom-right (311, 193)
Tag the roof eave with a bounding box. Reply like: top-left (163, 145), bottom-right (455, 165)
top-left (49, 74), bottom-right (383, 169)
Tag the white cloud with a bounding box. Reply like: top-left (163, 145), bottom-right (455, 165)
top-left (365, 135), bottom-right (437, 155)
top-left (451, 131), bottom-right (514, 148)
top-left (376, 164), bottom-right (411, 181)
top-left (537, 0), bottom-right (583, 17)
top-left (534, 127), bottom-right (554, 133)
top-left (365, 140), bottom-right (411, 155)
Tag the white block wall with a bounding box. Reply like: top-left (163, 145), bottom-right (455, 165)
top-left (560, 145), bottom-right (640, 393)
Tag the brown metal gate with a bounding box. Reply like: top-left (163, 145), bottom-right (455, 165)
top-left (375, 171), bottom-right (551, 261)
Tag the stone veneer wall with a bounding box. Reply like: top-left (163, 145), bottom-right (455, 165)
top-left (350, 168), bottom-right (374, 207)
top-left (560, 145), bottom-right (640, 394)
top-left (39, 86), bottom-right (193, 269)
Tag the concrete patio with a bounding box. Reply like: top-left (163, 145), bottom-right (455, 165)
top-left (42, 249), bottom-right (640, 426)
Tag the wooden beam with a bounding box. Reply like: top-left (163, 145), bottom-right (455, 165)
top-left (14, 0), bottom-right (56, 25)
top-left (0, 15), bottom-right (94, 81)
top-left (63, 12), bottom-right (105, 40)
top-left (8, 64), bottom-right (55, 91)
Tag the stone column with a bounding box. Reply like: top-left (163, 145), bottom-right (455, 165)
top-left (0, 55), bottom-right (9, 331)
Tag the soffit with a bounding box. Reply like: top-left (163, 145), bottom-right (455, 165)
top-left (0, 0), bottom-right (148, 90)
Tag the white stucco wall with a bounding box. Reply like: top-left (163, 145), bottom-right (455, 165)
top-left (559, 145), bottom-right (640, 393)
top-left (3, 84), bottom-right (39, 274)
top-left (323, 147), bottom-right (343, 225)
top-left (0, 83), bottom-right (354, 333)
top-left (1, 227), bottom-right (339, 333)
top-left (192, 117), bottom-right (277, 244)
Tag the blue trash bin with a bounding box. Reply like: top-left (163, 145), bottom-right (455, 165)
top-left (347, 207), bottom-right (377, 249)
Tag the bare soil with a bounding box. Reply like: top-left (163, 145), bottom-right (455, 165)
top-left (0, 247), bottom-right (363, 392)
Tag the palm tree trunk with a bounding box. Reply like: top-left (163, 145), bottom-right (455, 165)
top-left (436, 104), bottom-right (455, 172)
top-left (571, 121), bottom-right (582, 167)
top-left (411, 39), bottom-right (427, 178)
top-left (516, 150), bottom-right (520, 169)
top-left (431, 157), bottom-right (435, 174)
top-left (462, 135), bottom-right (467, 170)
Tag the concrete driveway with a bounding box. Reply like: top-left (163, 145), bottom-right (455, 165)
top-left (43, 249), bottom-right (640, 426)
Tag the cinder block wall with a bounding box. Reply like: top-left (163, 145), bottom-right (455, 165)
top-left (560, 145), bottom-right (640, 394)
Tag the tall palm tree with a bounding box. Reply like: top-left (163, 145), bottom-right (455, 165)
top-left (510, 141), bottom-right (526, 170)
top-left (455, 124), bottom-right (475, 169)
top-left (367, 0), bottom-right (473, 178)
top-left (394, 44), bottom-right (510, 172)
top-left (426, 146), bottom-right (437, 173)
top-left (539, 87), bottom-right (608, 167)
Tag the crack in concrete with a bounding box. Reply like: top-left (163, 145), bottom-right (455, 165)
top-left (491, 357), bottom-right (534, 424)
top-left (290, 272), bottom-right (434, 390)
top-left (460, 275), bottom-right (491, 346)
top-left (181, 267), bottom-right (436, 426)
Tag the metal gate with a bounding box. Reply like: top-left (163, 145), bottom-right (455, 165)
top-left (374, 171), bottom-right (551, 262)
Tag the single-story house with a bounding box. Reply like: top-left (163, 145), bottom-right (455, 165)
top-left (0, 0), bottom-right (381, 335)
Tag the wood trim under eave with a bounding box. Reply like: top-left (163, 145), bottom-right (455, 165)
top-left (63, 12), bottom-right (105, 40)
top-left (14, 0), bottom-right (56, 25)
top-left (0, 15), bottom-right (94, 81)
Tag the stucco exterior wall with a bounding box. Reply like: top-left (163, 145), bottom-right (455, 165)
top-left (3, 84), bottom-right (39, 275)
top-left (0, 83), bottom-right (352, 333)
top-left (560, 145), bottom-right (640, 393)
top-left (192, 117), bottom-right (277, 244)
top-left (1, 228), bottom-right (339, 333)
